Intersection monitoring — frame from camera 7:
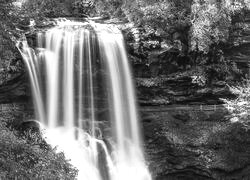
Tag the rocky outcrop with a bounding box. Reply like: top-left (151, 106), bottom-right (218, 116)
top-left (121, 22), bottom-right (238, 105)
top-left (13, 18), bottom-right (239, 105)
top-left (0, 73), bottom-right (29, 103)
top-left (224, 10), bottom-right (250, 75)
top-left (136, 74), bottom-right (234, 105)
top-left (1, 16), bottom-right (249, 180)
top-left (141, 106), bottom-right (250, 180)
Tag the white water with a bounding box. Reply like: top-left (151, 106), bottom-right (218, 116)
top-left (17, 21), bottom-right (151, 180)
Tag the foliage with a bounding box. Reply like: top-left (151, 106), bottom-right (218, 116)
top-left (116, 0), bottom-right (250, 54)
top-left (21, 0), bottom-right (99, 18)
top-left (72, 0), bottom-right (95, 16)
top-left (195, 48), bottom-right (242, 84)
top-left (0, 118), bottom-right (78, 179)
top-left (221, 80), bottom-right (250, 127)
top-left (91, 0), bottom-right (123, 17)
top-left (0, 0), bottom-right (20, 26)
top-left (0, 25), bottom-right (23, 85)
top-left (0, 32), bottom-right (22, 85)
top-left (138, 0), bottom-right (191, 31)
top-left (0, 1), bottom-right (24, 85)
top-left (84, 0), bottom-right (192, 34)
top-left (190, 0), bottom-right (249, 52)
top-left (21, 0), bottom-right (70, 18)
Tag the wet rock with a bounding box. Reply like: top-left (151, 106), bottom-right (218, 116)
top-left (18, 120), bottom-right (41, 133)
top-left (133, 63), bottom-right (151, 78)
top-left (122, 24), bottom-right (168, 67)
top-left (224, 10), bottom-right (250, 76)
top-left (0, 73), bottom-right (29, 103)
top-left (136, 75), bottom-right (234, 105)
top-left (141, 107), bottom-right (250, 180)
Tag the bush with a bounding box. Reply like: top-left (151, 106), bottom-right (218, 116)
top-left (0, 1), bottom-right (24, 85)
top-left (0, 120), bottom-right (78, 179)
top-left (221, 80), bottom-right (250, 127)
top-left (190, 0), bottom-right (250, 52)
top-left (72, 0), bottom-right (95, 16)
top-left (90, 0), bottom-right (124, 17)
top-left (21, 0), bottom-right (70, 18)
top-left (139, 0), bottom-right (191, 31)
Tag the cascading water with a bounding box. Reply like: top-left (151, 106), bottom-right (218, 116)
top-left (17, 20), bottom-right (151, 180)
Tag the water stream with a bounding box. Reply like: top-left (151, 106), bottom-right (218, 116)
top-left (17, 20), bottom-right (151, 180)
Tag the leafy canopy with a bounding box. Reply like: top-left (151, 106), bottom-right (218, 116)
top-left (190, 0), bottom-right (250, 52)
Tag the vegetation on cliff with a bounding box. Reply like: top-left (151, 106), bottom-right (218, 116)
top-left (0, 0), bottom-right (248, 103)
top-left (0, 0), bottom-right (248, 61)
top-left (0, 0), bottom-right (24, 84)
top-left (1, 1), bottom-right (250, 178)
top-left (221, 80), bottom-right (250, 127)
top-left (0, 115), bottom-right (78, 179)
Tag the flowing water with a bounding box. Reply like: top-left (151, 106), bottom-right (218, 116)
top-left (17, 20), bottom-right (151, 180)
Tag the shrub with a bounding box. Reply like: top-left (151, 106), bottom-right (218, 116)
top-left (21, 0), bottom-right (71, 18)
top-left (0, 120), bottom-right (78, 179)
top-left (190, 0), bottom-right (250, 52)
top-left (139, 0), bottom-right (191, 31)
top-left (221, 80), bottom-right (250, 127)
top-left (0, 1), bottom-right (24, 85)
top-left (72, 0), bottom-right (95, 16)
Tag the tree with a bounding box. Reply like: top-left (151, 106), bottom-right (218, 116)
top-left (21, 0), bottom-right (70, 18)
top-left (190, 0), bottom-right (249, 52)
top-left (0, 1), bottom-right (24, 84)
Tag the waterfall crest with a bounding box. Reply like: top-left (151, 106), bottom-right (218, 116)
top-left (17, 21), bottom-right (151, 180)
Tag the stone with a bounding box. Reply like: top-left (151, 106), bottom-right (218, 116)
top-left (0, 73), bottom-right (29, 103)
top-left (224, 10), bottom-right (250, 77)
top-left (136, 74), bottom-right (232, 105)
top-left (141, 107), bottom-right (250, 180)
top-left (18, 120), bottom-right (41, 133)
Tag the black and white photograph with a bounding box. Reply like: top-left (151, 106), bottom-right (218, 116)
top-left (0, 0), bottom-right (250, 179)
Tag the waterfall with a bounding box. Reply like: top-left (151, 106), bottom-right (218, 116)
top-left (17, 20), bottom-right (151, 180)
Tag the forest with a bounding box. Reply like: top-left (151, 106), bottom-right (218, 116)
top-left (1, 0), bottom-right (250, 179)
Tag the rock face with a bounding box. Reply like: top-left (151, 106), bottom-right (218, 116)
top-left (136, 75), bottom-right (234, 105)
top-left (0, 73), bottom-right (29, 103)
top-left (120, 21), bottom-right (239, 105)
top-left (3, 17), bottom-right (250, 180)
top-left (12, 18), bottom-right (239, 105)
top-left (225, 10), bottom-right (250, 76)
top-left (141, 106), bottom-right (250, 180)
